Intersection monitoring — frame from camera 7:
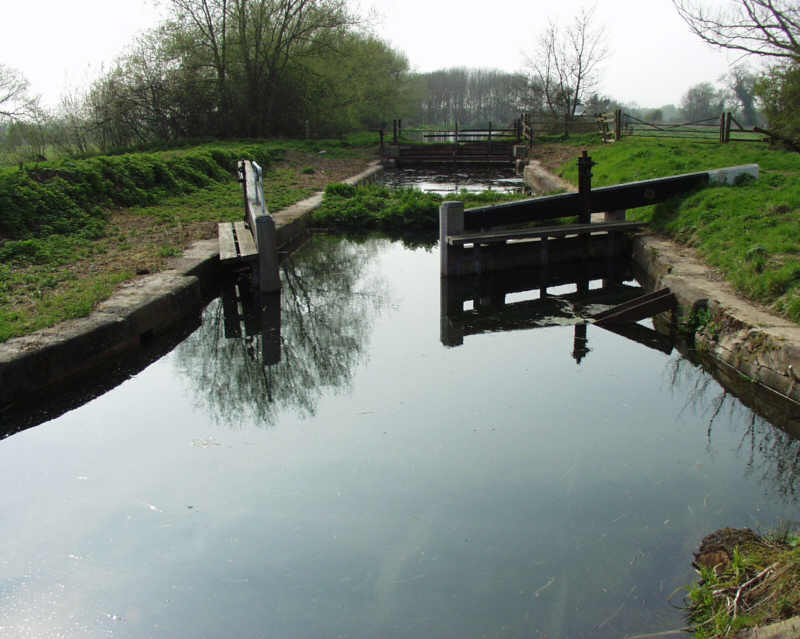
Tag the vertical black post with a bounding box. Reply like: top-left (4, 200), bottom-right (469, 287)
top-left (393, 119), bottom-right (398, 144)
top-left (398, 119), bottom-right (402, 140)
top-left (379, 128), bottom-right (384, 154)
top-left (725, 112), bottom-right (732, 143)
top-left (572, 323), bottom-right (589, 365)
top-left (614, 109), bottom-right (622, 141)
top-left (578, 150), bottom-right (594, 225)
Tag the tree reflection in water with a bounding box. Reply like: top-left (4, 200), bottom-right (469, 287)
top-left (666, 355), bottom-right (800, 505)
top-left (174, 236), bottom-right (389, 426)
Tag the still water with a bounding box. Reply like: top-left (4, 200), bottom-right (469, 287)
top-left (1, 236), bottom-right (799, 639)
top-left (381, 167), bottom-right (524, 195)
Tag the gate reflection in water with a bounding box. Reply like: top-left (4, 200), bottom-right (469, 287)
top-left (440, 258), bottom-right (673, 360)
top-left (220, 276), bottom-right (281, 367)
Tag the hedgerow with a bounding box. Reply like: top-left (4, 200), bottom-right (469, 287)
top-left (0, 144), bottom-right (284, 241)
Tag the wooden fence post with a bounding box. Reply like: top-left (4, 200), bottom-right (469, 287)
top-left (725, 112), bottom-right (732, 143)
top-left (578, 151), bottom-right (594, 225)
top-left (393, 119), bottom-right (398, 144)
top-left (440, 201), bottom-right (464, 277)
top-left (614, 109), bottom-right (622, 141)
top-left (719, 113), bottom-right (726, 142)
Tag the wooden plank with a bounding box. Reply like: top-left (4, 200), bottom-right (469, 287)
top-left (591, 288), bottom-right (672, 322)
top-left (220, 279), bottom-right (242, 338)
top-left (592, 288), bottom-right (676, 325)
top-left (218, 222), bottom-right (238, 262)
top-left (448, 221), bottom-right (647, 246)
top-left (233, 220), bottom-right (258, 257)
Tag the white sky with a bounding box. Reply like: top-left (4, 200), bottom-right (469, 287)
top-left (1, 0), bottom-right (747, 111)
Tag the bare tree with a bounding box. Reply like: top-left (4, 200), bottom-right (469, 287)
top-left (527, 5), bottom-right (608, 125)
top-left (725, 65), bottom-right (760, 125)
top-left (673, 0), bottom-right (800, 61)
top-left (0, 64), bottom-right (38, 121)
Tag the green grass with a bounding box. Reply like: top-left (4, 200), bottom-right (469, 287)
top-left (557, 138), bottom-right (800, 323)
top-left (313, 183), bottom-right (529, 231)
top-left (0, 135), bottom-right (377, 343)
top-left (0, 267), bottom-right (133, 342)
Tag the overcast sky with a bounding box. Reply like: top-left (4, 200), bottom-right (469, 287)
top-left (1, 0), bottom-right (748, 111)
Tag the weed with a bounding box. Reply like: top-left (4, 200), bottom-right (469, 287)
top-left (685, 528), bottom-right (800, 638)
top-left (158, 246), bottom-right (181, 258)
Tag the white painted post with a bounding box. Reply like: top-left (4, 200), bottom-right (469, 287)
top-left (707, 164), bottom-right (759, 185)
top-left (256, 215), bottom-right (280, 293)
top-left (252, 161), bottom-right (266, 214)
top-left (440, 201), bottom-right (464, 277)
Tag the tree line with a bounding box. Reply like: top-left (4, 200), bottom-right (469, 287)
top-left (1, 0), bottom-right (799, 161)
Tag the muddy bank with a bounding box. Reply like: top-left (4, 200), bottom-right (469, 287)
top-left (0, 162), bottom-right (383, 432)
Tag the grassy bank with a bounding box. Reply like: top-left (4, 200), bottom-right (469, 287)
top-left (313, 183), bottom-right (528, 231)
top-left (557, 138), bottom-right (800, 323)
top-left (0, 136), bottom-right (378, 342)
top-left (687, 528), bottom-right (800, 638)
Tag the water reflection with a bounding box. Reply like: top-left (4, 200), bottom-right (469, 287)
top-left (666, 355), bottom-right (800, 505)
top-left (381, 166), bottom-right (523, 195)
top-left (440, 259), bottom-right (673, 360)
top-left (173, 236), bottom-right (389, 426)
top-left (2, 236), bottom-right (800, 638)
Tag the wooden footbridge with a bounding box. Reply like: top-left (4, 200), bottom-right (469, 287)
top-left (218, 160), bottom-right (281, 293)
top-left (382, 119), bottom-right (526, 168)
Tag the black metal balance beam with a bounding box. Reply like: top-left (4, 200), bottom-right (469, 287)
top-left (463, 171), bottom-right (710, 231)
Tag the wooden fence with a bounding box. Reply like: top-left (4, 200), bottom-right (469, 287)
top-left (386, 119), bottom-right (523, 145)
top-left (612, 111), bottom-right (764, 143)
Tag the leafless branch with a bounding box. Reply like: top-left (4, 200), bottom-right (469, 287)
top-left (673, 0), bottom-right (800, 61)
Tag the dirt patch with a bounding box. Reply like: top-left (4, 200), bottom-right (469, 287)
top-left (279, 150), bottom-right (378, 190)
top-left (693, 528), bottom-right (761, 570)
top-left (529, 143), bottom-right (588, 174)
